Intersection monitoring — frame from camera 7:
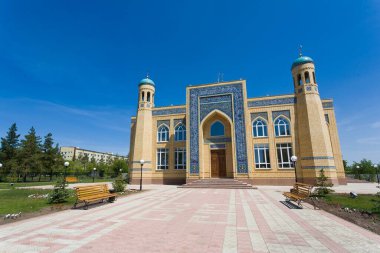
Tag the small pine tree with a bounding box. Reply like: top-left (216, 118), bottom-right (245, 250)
top-left (48, 177), bottom-right (70, 203)
top-left (314, 169), bottom-right (334, 196)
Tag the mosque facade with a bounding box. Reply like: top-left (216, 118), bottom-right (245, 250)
top-left (128, 55), bottom-right (346, 185)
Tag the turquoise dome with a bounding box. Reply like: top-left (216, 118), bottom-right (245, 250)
top-left (291, 56), bottom-right (314, 69)
top-left (139, 78), bottom-right (155, 86)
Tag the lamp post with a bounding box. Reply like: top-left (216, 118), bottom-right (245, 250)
top-left (93, 168), bottom-right (96, 183)
top-left (356, 165), bottom-right (360, 180)
top-left (139, 160), bottom-right (144, 191)
top-left (291, 155), bottom-right (298, 183)
top-left (0, 163), bottom-right (2, 183)
top-left (64, 162), bottom-right (69, 183)
top-left (374, 164), bottom-right (379, 188)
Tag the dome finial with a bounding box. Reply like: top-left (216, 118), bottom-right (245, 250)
top-left (298, 45), bottom-right (303, 57)
top-left (146, 72), bottom-right (150, 78)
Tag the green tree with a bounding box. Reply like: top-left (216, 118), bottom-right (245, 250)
top-left (41, 134), bottom-right (62, 181)
top-left (0, 123), bottom-right (20, 179)
top-left (313, 169), bottom-right (334, 196)
top-left (18, 127), bottom-right (42, 182)
top-left (110, 158), bottom-right (128, 177)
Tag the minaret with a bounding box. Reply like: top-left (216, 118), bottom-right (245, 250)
top-left (129, 76), bottom-right (155, 184)
top-left (292, 49), bottom-right (338, 184)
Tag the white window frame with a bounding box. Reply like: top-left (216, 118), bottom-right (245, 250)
top-left (274, 117), bottom-right (291, 137)
top-left (276, 143), bottom-right (293, 168)
top-left (174, 123), bottom-right (186, 141)
top-left (254, 144), bottom-right (271, 169)
top-left (175, 147), bottom-right (186, 170)
top-left (252, 118), bottom-right (268, 137)
top-left (156, 148), bottom-right (169, 170)
top-left (157, 124), bottom-right (169, 142)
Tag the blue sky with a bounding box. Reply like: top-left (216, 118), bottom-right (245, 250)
top-left (0, 1), bottom-right (379, 163)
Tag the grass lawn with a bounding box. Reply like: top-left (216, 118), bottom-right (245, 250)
top-left (0, 178), bottom-right (112, 189)
top-left (324, 193), bottom-right (379, 213)
top-left (0, 189), bottom-right (76, 215)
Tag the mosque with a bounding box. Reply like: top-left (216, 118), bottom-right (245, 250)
top-left (128, 54), bottom-right (346, 185)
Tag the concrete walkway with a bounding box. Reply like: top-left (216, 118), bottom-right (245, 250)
top-left (0, 185), bottom-right (379, 253)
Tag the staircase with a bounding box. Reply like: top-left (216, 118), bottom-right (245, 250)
top-left (178, 178), bottom-right (257, 189)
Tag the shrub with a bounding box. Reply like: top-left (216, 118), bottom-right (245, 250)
top-left (313, 169), bottom-right (334, 196)
top-left (48, 177), bottom-right (70, 203)
top-left (373, 192), bottom-right (380, 213)
top-left (112, 175), bottom-right (126, 192)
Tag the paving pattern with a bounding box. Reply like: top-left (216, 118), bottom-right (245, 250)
top-left (0, 185), bottom-right (379, 253)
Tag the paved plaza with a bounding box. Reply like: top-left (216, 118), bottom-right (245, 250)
top-left (0, 185), bottom-right (380, 253)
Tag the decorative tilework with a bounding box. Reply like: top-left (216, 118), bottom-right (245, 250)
top-left (157, 120), bottom-right (170, 128)
top-left (306, 86), bottom-right (312, 91)
top-left (199, 95), bottom-right (233, 121)
top-left (250, 112), bottom-right (268, 121)
top-left (298, 88), bottom-right (303, 93)
top-left (189, 83), bottom-right (248, 174)
top-left (210, 144), bottom-right (226, 149)
top-left (314, 87), bottom-right (318, 92)
top-left (322, 101), bottom-right (333, 109)
top-left (131, 118), bottom-right (136, 123)
top-left (301, 156), bottom-right (334, 160)
top-left (152, 107), bottom-right (186, 116)
top-left (272, 110), bottom-right (291, 120)
top-left (174, 118), bottom-right (186, 126)
top-left (204, 137), bottom-right (232, 144)
top-left (302, 166), bottom-right (336, 170)
top-left (247, 97), bottom-right (296, 108)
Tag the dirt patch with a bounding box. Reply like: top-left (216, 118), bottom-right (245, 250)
top-left (306, 198), bottom-right (380, 235)
top-left (0, 189), bottom-right (145, 226)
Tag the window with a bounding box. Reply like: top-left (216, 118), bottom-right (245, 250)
top-left (175, 148), bottom-right (186, 169)
top-left (252, 119), bottom-right (268, 137)
top-left (325, 114), bottom-right (329, 124)
top-left (156, 148), bottom-right (169, 170)
top-left (147, 92), bottom-right (151, 102)
top-left (274, 117), bottom-right (291, 136)
top-left (297, 74), bottom-right (303, 86)
top-left (141, 91), bottom-right (145, 101)
top-left (277, 143), bottom-right (293, 168)
top-left (305, 71), bottom-right (310, 83)
top-left (175, 123), bottom-right (186, 141)
top-left (157, 125), bottom-right (169, 142)
top-left (210, 121), bottom-right (225, 136)
top-left (254, 144), bottom-right (271, 168)
top-left (313, 72), bottom-right (316, 83)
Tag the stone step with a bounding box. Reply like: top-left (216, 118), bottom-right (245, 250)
top-left (179, 179), bottom-right (257, 189)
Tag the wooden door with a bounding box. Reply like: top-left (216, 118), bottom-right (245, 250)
top-left (211, 150), bottom-right (226, 178)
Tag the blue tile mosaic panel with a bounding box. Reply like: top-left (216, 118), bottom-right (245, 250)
top-left (272, 110), bottom-right (291, 120)
top-left (322, 101), bottom-right (333, 109)
top-left (250, 112), bottom-right (268, 121)
top-left (152, 107), bottom-right (186, 116)
top-left (189, 83), bottom-right (248, 174)
top-left (247, 97), bottom-right (296, 108)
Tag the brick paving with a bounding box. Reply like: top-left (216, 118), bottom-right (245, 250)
top-left (0, 185), bottom-right (379, 253)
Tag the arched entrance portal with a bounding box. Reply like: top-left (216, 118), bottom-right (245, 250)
top-left (201, 110), bottom-right (234, 178)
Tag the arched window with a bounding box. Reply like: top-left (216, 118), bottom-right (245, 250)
top-left (210, 121), bottom-right (225, 137)
top-left (252, 119), bottom-right (268, 137)
top-left (147, 92), bottom-right (151, 102)
top-left (157, 125), bottom-right (169, 142)
top-left (175, 123), bottom-right (186, 141)
top-left (313, 72), bottom-right (316, 83)
top-left (274, 117), bottom-right (291, 136)
top-left (141, 91), bottom-right (145, 101)
top-left (305, 71), bottom-right (310, 83)
top-left (297, 74), bottom-right (303, 86)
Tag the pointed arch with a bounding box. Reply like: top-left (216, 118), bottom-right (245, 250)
top-left (274, 116), bottom-right (291, 136)
top-left (157, 124), bottom-right (169, 142)
top-left (175, 123), bottom-right (186, 141)
top-left (252, 117), bottom-right (268, 137)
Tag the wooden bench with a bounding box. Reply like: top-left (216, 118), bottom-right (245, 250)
top-left (74, 184), bottom-right (116, 209)
top-left (65, 176), bottom-right (78, 183)
top-left (283, 183), bottom-right (313, 207)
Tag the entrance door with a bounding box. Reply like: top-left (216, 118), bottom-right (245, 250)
top-left (211, 150), bottom-right (226, 178)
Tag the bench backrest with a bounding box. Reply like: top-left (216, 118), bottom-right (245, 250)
top-left (293, 183), bottom-right (313, 197)
top-left (66, 176), bottom-right (78, 183)
top-left (75, 184), bottom-right (109, 200)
